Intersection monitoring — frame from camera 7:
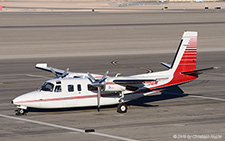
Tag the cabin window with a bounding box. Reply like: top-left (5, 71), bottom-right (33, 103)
top-left (68, 85), bottom-right (74, 92)
top-left (54, 85), bottom-right (62, 92)
top-left (88, 84), bottom-right (97, 91)
top-left (77, 84), bottom-right (82, 91)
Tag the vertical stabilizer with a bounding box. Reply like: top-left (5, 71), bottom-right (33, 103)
top-left (171, 31), bottom-right (197, 73)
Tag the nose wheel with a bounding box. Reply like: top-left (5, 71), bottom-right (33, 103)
top-left (15, 108), bottom-right (27, 116)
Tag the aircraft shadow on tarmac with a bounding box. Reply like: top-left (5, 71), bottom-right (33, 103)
top-left (127, 86), bottom-right (188, 107)
top-left (27, 86), bottom-right (188, 114)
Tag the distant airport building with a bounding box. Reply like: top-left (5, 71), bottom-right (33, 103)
top-left (163, 0), bottom-right (222, 2)
top-left (116, 0), bottom-right (224, 2)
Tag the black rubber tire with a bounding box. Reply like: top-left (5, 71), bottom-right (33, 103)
top-left (15, 108), bottom-right (26, 116)
top-left (117, 103), bottom-right (128, 113)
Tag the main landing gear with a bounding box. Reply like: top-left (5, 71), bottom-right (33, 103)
top-left (117, 103), bottom-right (128, 113)
top-left (117, 91), bottom-right (128, 113)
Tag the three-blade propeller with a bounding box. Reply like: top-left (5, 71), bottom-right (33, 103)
top-left (50, 67), bottom-right (69, 78)
top-left (87, 71), bottom-right (109, 112)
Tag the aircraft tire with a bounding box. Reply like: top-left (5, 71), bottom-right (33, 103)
top-left (117, 103), bottom-right (128, 113)
top-left (15, 108), bottom-right (26, 116)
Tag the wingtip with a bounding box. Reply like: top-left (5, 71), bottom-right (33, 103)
top-left (36, 63), bottom-right (48, 68)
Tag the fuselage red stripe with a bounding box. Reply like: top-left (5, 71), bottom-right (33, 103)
top-left (14, 95), bottom-right (98, 104)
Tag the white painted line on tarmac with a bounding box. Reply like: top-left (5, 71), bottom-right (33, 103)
top-left (89, 132), bottom-right (137, 141)
top-left (0, 114), bottom-right (137, 141)
top-left (188, 95), bottom-right (225, 102)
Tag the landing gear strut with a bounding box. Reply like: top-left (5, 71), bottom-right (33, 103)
top-left (117, 91), bottom-right (128, 113)
top-left (15, 108), bottom-right (27, 116)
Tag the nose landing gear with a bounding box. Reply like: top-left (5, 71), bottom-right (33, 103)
top-left (15, 108), bottom-right (27, 116)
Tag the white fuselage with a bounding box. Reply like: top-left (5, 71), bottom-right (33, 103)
top-left (12, 70), bottom-right (173, 109)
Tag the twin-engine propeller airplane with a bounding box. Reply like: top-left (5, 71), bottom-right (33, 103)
top-left (12, 31), bottom-right (215, 115)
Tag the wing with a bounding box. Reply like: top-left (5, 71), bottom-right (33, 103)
top-left (112, 78), bottom-right (156, 91)
top-left (35, 63), bottom-right (65, 75)
top-left (113, 78), bottom-right (156, 84)
top-left (36, 63), bottom-right (104, 78)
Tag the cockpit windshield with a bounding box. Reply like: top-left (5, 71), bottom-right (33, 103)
top-left (38, 82), bottom-right (54, 92)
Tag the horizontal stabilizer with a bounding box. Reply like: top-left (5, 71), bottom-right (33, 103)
top-left (181, 67), bottom-right (216, 76)
top-left (160, 62), bottom-right (171, 69)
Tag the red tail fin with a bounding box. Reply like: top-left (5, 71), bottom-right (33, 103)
top-left (178, 37), bottom-right (197, 72)
top-left (171, 31), bottom-right (197, 73)
top-left (169, 31), bottom-right (198, 85)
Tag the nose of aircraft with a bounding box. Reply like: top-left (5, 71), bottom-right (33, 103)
top-left (12, 91), bottom-right (38, 105)
top-left (12, 95), bottom-right (24, 105)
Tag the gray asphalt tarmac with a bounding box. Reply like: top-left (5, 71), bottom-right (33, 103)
top-left (0, 51), bottom-right (225, 141)
top-left (1, 11), bottom-right (225, 59)
top-left (0, 11), bottom-right (225, 141)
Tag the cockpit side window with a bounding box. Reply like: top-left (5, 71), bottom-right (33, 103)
top-left (54, 85), bottom-right (62, 92)
top-left (39, 82), bottom-right (54, 92)
top-left (68, 85), bottom-right (74, 92)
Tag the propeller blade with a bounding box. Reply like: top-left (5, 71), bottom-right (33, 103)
top-left (87, 72), bottom-right (109, 112)
top-left (87, 72), bottom-right (96, 82)
top-left (97, 87), bottom-right (101, 112)
top-left (61, 68), bottom-right (69, 78)
top-left (99, 71), bottom-right (109, 83)
top-left (50, 67), bottom-right (58, 77)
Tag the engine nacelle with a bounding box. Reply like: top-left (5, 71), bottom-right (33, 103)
top-left (104, 84), bottom-right (125, 92)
